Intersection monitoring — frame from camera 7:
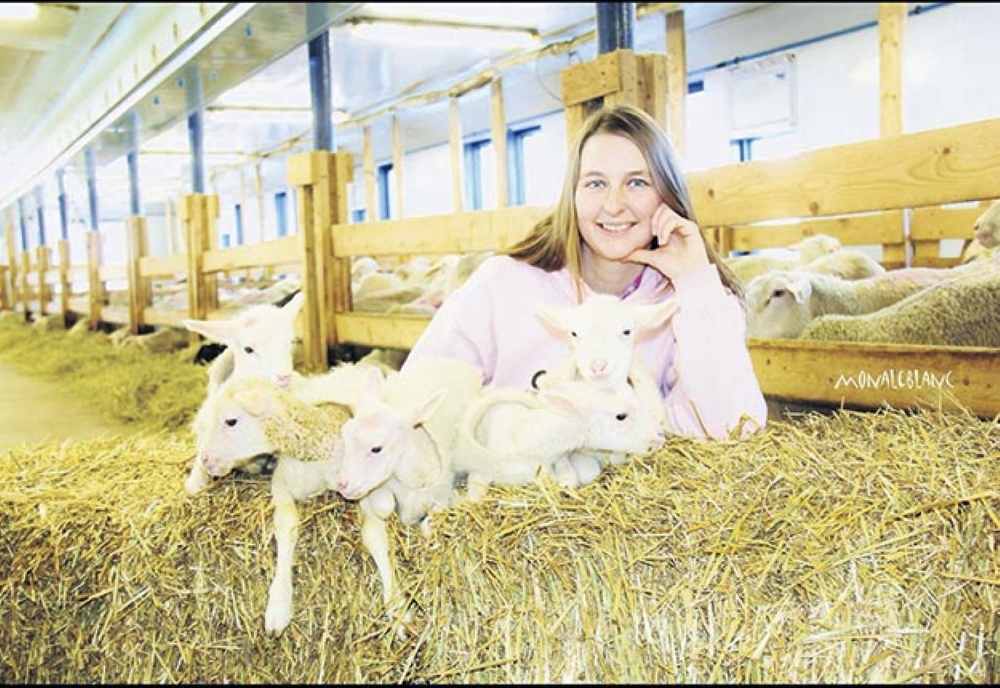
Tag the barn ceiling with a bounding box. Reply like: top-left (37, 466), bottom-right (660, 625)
top-left (0, 2), bottom-right (889, 220)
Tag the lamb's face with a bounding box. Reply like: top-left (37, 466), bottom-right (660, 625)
top-left (337, 404), bottom-right (408, 501)
top-left (230, 299), bottom-right (302, 388)
top-left (582, 384), bottom-right (665, 455)
top-left (192, 392), bottom-right (273, 477)
top-left (538, 293), bottom-right (677, 385)
top-left (744, 272), bottom-right (814, 339)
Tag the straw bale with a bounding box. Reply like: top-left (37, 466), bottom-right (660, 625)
top-left (0, 317), bottom-right (205, 432)
top-left (2, 317), bottom-right (1000, 682)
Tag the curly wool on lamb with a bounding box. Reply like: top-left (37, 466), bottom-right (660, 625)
top-left (799, 268), bottom-right (1000, 347)
top-left (258, 385), bottom-right (352, 461)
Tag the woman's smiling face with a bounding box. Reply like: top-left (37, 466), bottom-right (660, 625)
top-left (574, 132), bottom-right (663, 263)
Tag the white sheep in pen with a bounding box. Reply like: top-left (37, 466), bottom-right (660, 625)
top-left (182, 290), bottom-right (305, 393)
top-left (743, 261), bottom-right (994, 340)
top-left (453, 375), bottom-right (666, 501)
top-left (725, 233), bottom-right (843, 284)
top-left (798, 265), bottom-right (1000, 347)
top-left (188, 367), bottom-right (370, 635)
top-left (962, 199), bottom-right (1000, 263)
top-left (333, 357), bottom-right (484, 630)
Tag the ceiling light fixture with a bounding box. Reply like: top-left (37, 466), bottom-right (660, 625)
top-left (0, 3), bottom-right (39, 21)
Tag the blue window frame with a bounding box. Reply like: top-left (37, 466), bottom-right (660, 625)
top-left (463, 139), bottom-right (489, 210)
top-left (507, 125), bottom-right (540, 206)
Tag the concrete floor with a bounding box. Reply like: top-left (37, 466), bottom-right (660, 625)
top-left (0, 361), bottom-right (132, 449)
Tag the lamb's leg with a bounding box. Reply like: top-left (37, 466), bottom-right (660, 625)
top-left (358, 495), bottom-right (411, 637)
top-left (265, 471), bottom-right (299, 635)
top-left (358, 496), bottom-right (396, 609)
top-left (549, 455), bottom-right (583, 488)
top-left (564, 450), bottom-right (605, 486)
top-left (184, 458), bottom-right (211, 495)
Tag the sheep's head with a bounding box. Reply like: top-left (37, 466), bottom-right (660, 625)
top-left (191, 378), bottom-right (279, 478)
top-left (744, 271), bottom-right (814, 339)
top-left (537, 293), bottom-right (678, 385)
top-left (182, 291), bottom-right (304, 388)
top-left (538, 377), bottom-right (665, 455)
top-left (973, 201), bottom-right (1000, 249)
top-left (337, 367), bottom-right (448, 500)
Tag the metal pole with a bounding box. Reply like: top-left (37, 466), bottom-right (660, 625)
top-left (85, 147), bottom-right (100, 232)
top-left (127, 111), bottom-right (142, 216)
top-left (308, 27), bottom-right (333, 151)
top-left (596, 2), bottom-right (635, 54)
top-left (56, 168), bottom-right (69, 241)
top-left (34, 185), bottom-right (46, 246)
top-left (184, 65), bottom-right (206, 193)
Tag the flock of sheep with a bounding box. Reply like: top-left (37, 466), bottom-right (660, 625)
top-left (738, 200), bottom-right (1000, 347)
top-left (180, 288), bottom-right (674, 636)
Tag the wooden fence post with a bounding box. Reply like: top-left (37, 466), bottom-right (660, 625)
top-left (288, 150), bottom-right (354, 373)
top-left (181, 194), bottom-right (219, 323)
top-left (560, 49), bottom-right (668, 148)
top-left (125, 216), bottom-right (149, 333)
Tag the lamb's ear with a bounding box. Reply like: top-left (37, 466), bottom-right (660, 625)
top-left (405, 388), bottom-right (447, 428)
top-left (230, 383), bottom-right (275, 417)
top-left (282, 291), bottom-right (306, 318)
top-left (182, 317), bottom-right (236, 342)
top-left (535, 302), bottom-right (573, 336)
top-left (537, 380), bottom-right (588, 415)
top-left (784, 276), bottom-right (812, 303)
top-left (345, 364), bottom-right (385, 412)
top-left (634, 297), bottom-right (680, 332)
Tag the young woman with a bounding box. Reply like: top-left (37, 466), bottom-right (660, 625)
top-left (404, 103), bottom-right (767, 440)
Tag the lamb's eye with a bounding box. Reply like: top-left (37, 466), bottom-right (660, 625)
top-left (244, 346), bottom-right (255, 354)
top-left (615, 413), bottom-right (628, 422)
top-left (371, 446), bottom-right (382, 455)
top-left (570, 331), bottom-right (578, 338)
top-left (772, 289), bottom-right (786, 299)
top-left (622, 328), bottom-right (632, 336)
top-left (225, 417), bottom-right (238, 427)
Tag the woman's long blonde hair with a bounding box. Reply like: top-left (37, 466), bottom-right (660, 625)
top-left (505, 103), bottom-right (743, 303)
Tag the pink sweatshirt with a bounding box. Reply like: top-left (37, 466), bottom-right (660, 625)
top-left (404, 255), bottom-right (768, 440)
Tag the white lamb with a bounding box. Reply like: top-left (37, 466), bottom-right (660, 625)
top-left (189, 371), bottom-right (361, 635)
top-left (743, 264), bottom-right (986, 340)
top-left (532, 292), bottom-right (678, 483)
top-left (182, 290), bottom-right (305, 393)
top-left (725, 234), bottom-right (843, 284)
top-left (334, 357), bottom-right (484, 629)
top-left (962, 200), bottom-right (1000, 263)
top-left (454, 375), bottom-right (666, 500)
top-left (799, 267), bottom-right (1000, 347)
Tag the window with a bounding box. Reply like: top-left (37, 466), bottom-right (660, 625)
top-left (507, 125), bottom-right (540, 206)
top-left (463, 139), bottom-right (489, 210)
